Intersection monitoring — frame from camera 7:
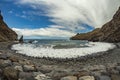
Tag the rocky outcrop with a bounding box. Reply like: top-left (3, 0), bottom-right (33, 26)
top-left (0, 11), bottom-right (18, 42)
top-left (70, 28), bottom-right (101, 41)
top-left (71, 7), bottom-right (120, 43)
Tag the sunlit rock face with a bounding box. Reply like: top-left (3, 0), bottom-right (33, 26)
top-left (0, 11), bottom-right (18, 42)
top-left (71, 7), bottom-right (120, 43)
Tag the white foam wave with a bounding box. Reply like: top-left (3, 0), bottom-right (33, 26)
top-left (11, 42), bottom-right (115, 58)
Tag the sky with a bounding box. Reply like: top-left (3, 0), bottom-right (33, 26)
top-left (0, 0), bottom-right (120, 39)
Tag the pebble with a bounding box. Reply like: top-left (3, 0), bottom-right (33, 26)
top-left (37, 65), bottom-right (53, 74)
top-left (73, 70), bottom-right (89, 78)
top-left (19, 72), bottom-right (34, 80)
top-left (34, 72), bottom-right (52, 80)
top-left (23, 64), bottom-right (36, 72)
top-left (14, 66), bottom-right (23, 72)
top-left (88, 65), bottom-right (106, 71)
top-left (61, 76), bottom-right (77, 80)
top-left (97, 75), bottom-right (111, 80)
top-left (9, 56), bottom-right (19, 62)
top-left (0, 59), bottom-right (12, 68)
top-left (0, 54), bottom-right (8, 60)
top-left (79, 76), bottom-right (95, 80)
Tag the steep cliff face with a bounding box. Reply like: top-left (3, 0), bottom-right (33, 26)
top-left (0, 12), bottom-right (18, 42)
top-left (71, 7), bottom-right (120, 43)
top-left (98, 7), bottom-right (120, 42)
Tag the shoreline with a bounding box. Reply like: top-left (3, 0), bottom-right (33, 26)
top-left (3, 42), bottom-right (120, 66)
top-left (0, 42), bottom-right (120, 80)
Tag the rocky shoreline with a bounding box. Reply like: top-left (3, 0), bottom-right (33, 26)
top-left (0, 42), bottom-right (120, 80)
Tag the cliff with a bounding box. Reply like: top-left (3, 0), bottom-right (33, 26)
top-left (0, 11), bottom-right (18, 42)
top-left (71, 7), bottom-right (120, 43)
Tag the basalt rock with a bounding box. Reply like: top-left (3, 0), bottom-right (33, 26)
top-left (71, 7), bottom-right (120, 43)
top-left (0, 10), bottom-right (18, 42)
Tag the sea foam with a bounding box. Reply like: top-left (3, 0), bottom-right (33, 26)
top-left (12, 42), bottom-right (115, 58)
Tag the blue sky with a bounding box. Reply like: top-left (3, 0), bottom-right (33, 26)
top-left (0, 0), bottom-right (119, 39)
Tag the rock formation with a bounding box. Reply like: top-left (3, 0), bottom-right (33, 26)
top-left (19, 35), bottom-right (24, 43)
top-left (71, 7), bottom-right (120, 43)
top-left (0, 10), bottom-right (18, 42)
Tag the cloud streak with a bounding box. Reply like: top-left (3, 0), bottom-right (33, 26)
top-left (17, 0), bottom-right (120, 29)
top-left (13, 0), bottom-right (120, 38)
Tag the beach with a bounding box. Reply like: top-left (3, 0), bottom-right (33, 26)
top-left (0, 42), bottom-right (120, 80)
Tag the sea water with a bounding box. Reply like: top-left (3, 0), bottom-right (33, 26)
top-left (12, 39), bottom-right (115, 58)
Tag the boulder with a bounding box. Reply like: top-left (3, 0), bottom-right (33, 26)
top-left (96, 75), bottom-right (111, 80)
top-left (79, 76), bottom-right (95, 80)
top-left (3, 67), bottom-right (18, 80)
top-left (14, 66), bottom-right (23, 72)
top-left (0, 59), bottom-right (12, 68)
top-left (9, 56), bottom-right (19, 62)
top-left (19, 72), bottom-right (34, 80)
top-left (73, 70), bottom-right (90, 78)
top-left (111, 74), bottom-right (120, 80)
top-left (0, 54), bottom-right (8, 60)
top-left (37, 65), bottom-right (53, 74)
top-left (47, 69), bottom-right (69, 80)
top-left (33, 72), bottom-right (52, 80)
top-left (61, 76), bottom-right (77, 80)
top-left (23, 64), bottom-right (36, 72)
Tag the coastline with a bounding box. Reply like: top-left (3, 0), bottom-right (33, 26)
top-left (0, 42), bottom-right (120, 80)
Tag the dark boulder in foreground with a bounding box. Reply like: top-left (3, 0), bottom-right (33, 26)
top-left (71, 7), bottom-right (120, 43)
top-left (0, 10), bottom-right (18, 42)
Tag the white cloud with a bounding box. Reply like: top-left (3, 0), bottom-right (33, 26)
top-left (17, 0), bottom-right (120, 29)
top-left (12, 25), bottom-right (75, 38)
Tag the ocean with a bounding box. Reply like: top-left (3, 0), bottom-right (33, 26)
top-left (12, 39), bottom-right (115, 58)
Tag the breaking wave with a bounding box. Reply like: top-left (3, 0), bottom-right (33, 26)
top-left (11, 42), bottom-right (115, 58)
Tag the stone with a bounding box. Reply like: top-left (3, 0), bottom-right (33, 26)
top-left (19, 72), bottom-right (34, 80)
top-left (97, 75), bottom-right (111, 80)
top-left (47, 69), bottom-right (69, 80)
top-left (38, 65), bottom-right (53, 74)
top-left (0, 54), bottom-right (8, 60)
top-left (13, 62), bottom-right (21, 66)
top-left (107, 68), bottom-right (119, 74)
top-left (79, 76), bottom-right (95, 80)
top-left (14, 66), bottom-right (23, 72)
top-left (73, 70), bottom-right (89, 78)
top-left (0, 69), bottom-right (3, 77)
top-left (3, 67), bottom-right (18, 80)
top-left (61, 76), bottom-right (77, 80)
top-left (115, 66), bottom-right (120, 71)
top-left (88, 65), bottom-right (106, 71)
top-left (9, 56), bottom-right (19, 62)
top-left (33, 72), bottom-right (52, 80)
top-left (90, 71), bottom-right (101, 79)
top-left (0, 59), bottom-right (12, 68)
top-left (111, 74), bottom-right (120, 80)
top-left (19, 59), bottom-right (33, 65)
top-left (23, 64), bottom-right (36, 72)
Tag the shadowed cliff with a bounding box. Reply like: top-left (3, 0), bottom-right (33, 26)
top-left (0, 11), bottom-right (18, 42)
